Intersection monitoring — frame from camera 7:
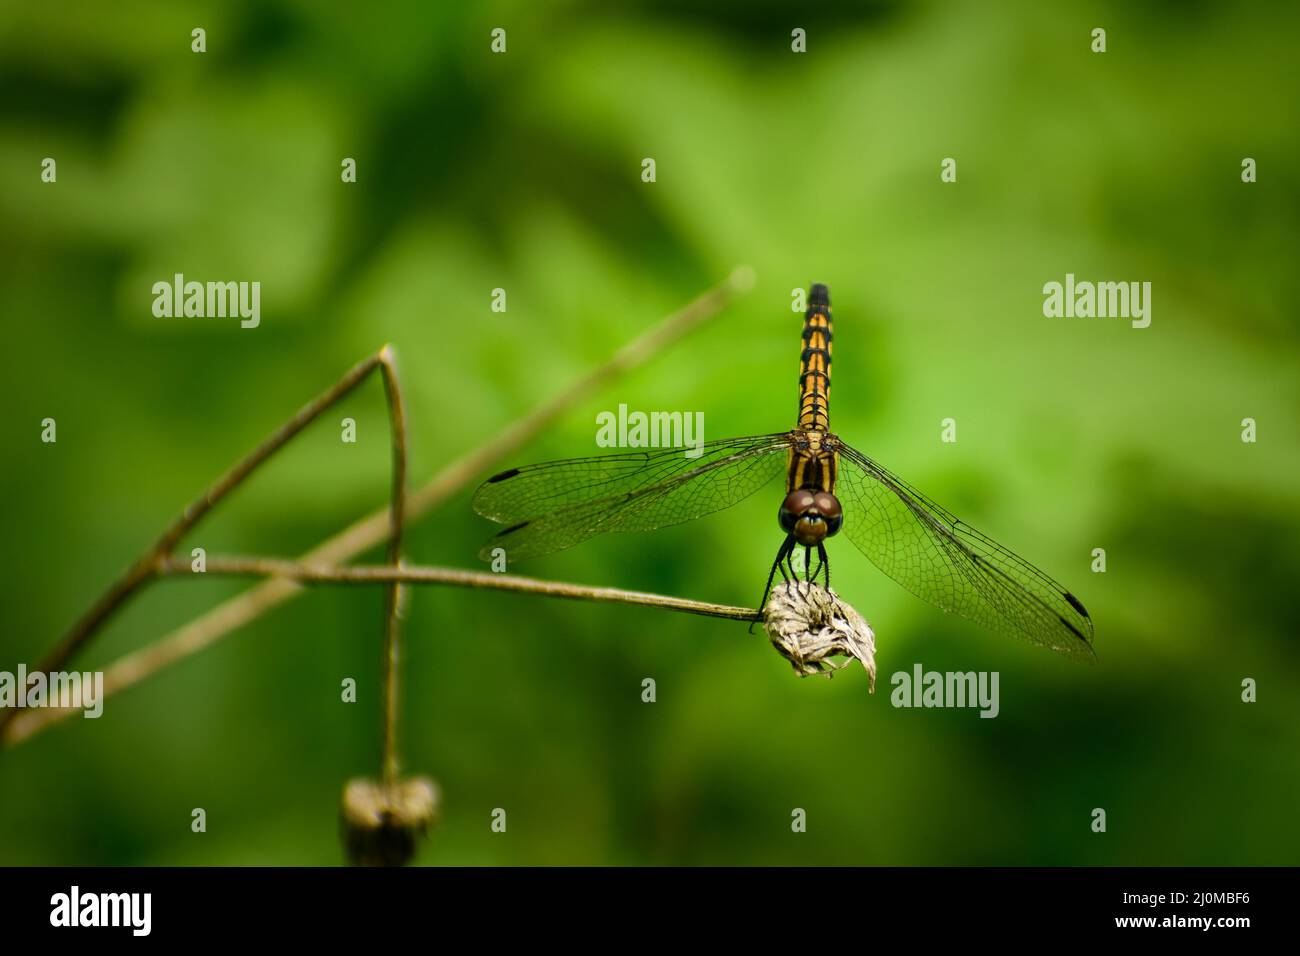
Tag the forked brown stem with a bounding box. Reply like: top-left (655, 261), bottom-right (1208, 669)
top-left (1, 268), bottom-right (756, 750)
top-left (3, 347), bottom-right (414, 784)
top-left (0, 349), bottom-right (388, 730)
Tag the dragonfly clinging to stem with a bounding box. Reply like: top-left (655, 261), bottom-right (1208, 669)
top-left (473, 284), bottom-right (1095, 660)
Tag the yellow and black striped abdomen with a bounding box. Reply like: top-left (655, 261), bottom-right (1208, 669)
top-left (798, 283), bottom-right (832, 432)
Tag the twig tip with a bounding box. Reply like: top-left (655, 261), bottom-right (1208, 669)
top-left (728, 265), bottom-right (757, 293)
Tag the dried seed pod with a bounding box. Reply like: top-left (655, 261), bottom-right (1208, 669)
top-left (341, 775), bottom-right (439, 867)
top-left (763, 580), bottom-right (876, 690)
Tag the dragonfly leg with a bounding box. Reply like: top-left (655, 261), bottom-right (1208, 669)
top-left (753, 534), bottom-right (796, 628)
top-left (806, 545), bottom-right (821, 586)
top-left (778, 541), bottom-right (795, 584)
top-left (817, 542), bottom-right (830, 590)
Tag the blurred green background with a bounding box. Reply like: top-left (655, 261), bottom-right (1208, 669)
top-left (1, 0), bottom-right (1297, 865)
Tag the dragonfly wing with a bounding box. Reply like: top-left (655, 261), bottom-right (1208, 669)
top-left (474, 434), bottom-right (790, 561)
top-left (835, 444), bottom-right (1095, 660)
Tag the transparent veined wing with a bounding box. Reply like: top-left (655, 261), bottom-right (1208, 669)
top-left (835, 443), bottom-right (1095, 660)
top-left (473, 434), bottom-right (791, 561)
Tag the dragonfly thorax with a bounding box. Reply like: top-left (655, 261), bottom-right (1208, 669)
top-left (779, 488), bottom-right (843, 546)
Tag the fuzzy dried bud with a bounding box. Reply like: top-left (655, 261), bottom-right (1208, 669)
top-left (763, 581), bottom-right (876, 689)
top-left (341, 775), bottom-right (439, 867)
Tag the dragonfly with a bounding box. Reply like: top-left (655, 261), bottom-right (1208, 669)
top-left (473, 284), bottom-right (1095, 660)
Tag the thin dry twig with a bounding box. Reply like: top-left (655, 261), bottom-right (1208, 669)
top-left (158, 555), bottom-right (764, 622)
top-left (1, 268), bottom-right (755, 749)
top-left (376, 347), bottom-right (408, 785)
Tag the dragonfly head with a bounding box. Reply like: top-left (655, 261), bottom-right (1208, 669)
top-left (779, 489), bottom-right (843, 546)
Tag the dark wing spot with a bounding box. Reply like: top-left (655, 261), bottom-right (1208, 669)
top-left (1063, 592), bottom-right (1090, 618)
top-left (499, 520), bottom-right (530, 536)
top-left (487, 468), bottom-right (521, 483)
top-left (1058, 615), bottom-right (1089, 642)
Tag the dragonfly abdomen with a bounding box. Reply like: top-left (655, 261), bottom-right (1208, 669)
top-left (798, 283), bottom-right (832, 432)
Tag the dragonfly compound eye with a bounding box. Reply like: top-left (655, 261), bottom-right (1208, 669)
top-left (778, 489), bottom-right (817, 534)
top-left (813, 492), bottom-right (843, 537)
